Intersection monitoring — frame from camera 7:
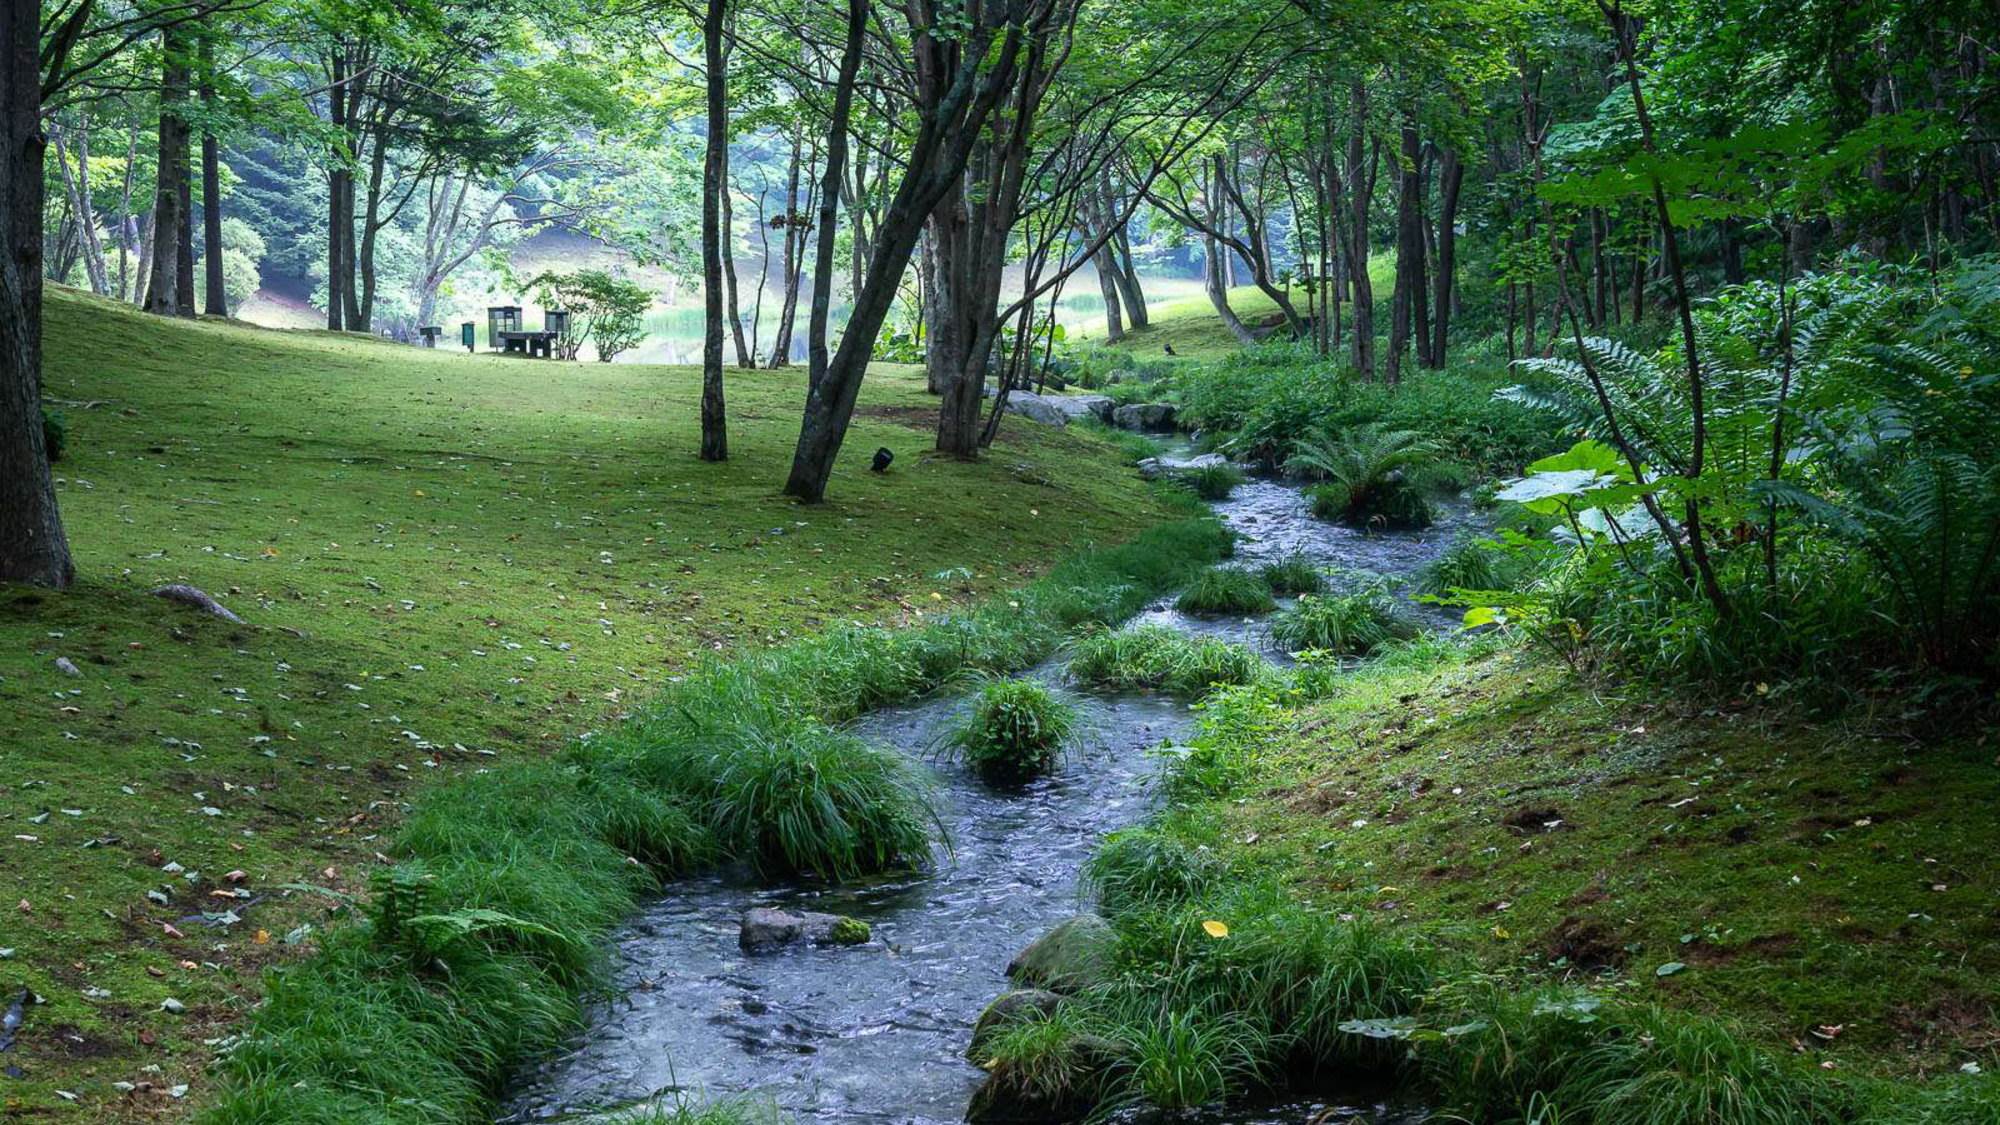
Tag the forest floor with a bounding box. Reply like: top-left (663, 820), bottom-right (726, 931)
top-left (0, 288), bottom-right (1176, 1119)
top-left (1164, 644), bottom-right (2000, 1089)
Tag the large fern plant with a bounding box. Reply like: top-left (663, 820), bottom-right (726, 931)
top-left (1286, 425), bottom-right (1443, 529)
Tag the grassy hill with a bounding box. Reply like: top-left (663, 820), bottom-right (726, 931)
top-left (0, 288), bottom-right (1177, 1119)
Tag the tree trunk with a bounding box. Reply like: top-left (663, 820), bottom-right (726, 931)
top-left (1345, 82), bottom-right (1376, 380)
top-left (1386, 116), bottom-right (1424, 383)
top-left (325, 49), bottom-right (345, 330)
top-left (769, 138), bottom-right (803, 368)
top-left (1202, 231), bottom-right (1255, 344)
top-left (1109, 217), bottom-right (1147, 326)
top-left (808, 0), bottom-right (866, 393)
top-left (2, 0), bottom-right (76, 587)
top-left (145, 25), bottom-right (191, 316)
top-left (200, 38), bottom-right (225, 315)
top-left (1429, 145), bottom-right (1461, 367)
top-left (698, 0), bottom-right (728, 460)
top-left (720, 165), bottom-right (752, 368)
top-left (53, 119), bottom-right (108, 296)
top-left (1092, 242), bottom-right (1124, 342)
top-left (174, 148), bottom-right (194, 317)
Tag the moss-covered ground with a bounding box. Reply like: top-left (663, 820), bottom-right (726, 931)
top-left (0, 288), bottom-right (1175, 1119)
top-left (1171, 643), bottom-right (2000, 1087)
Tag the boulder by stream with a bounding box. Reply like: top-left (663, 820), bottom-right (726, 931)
top-left (737, 907), bottom-right (871, 953)
top-left (1111, 403), bottom-right (1176, 432)
top-left (989, 390), bottom-right (1114, 428)
top-left (1005, 913), bottom-right (1115, 992)
top-left (1136, 451), bottom-right (1229, 481)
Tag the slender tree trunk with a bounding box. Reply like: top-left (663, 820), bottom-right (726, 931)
top-left (2, 0), bottom-right (76, 586)
top-left (117, 117), bottom-right (136, 301)
top-left (1202, 231), bottom-right (1255, 344)
top-left (1430, 145), bottom-right (1461, 367)
top-left (200, 39), bottom-right (225, 316)
top-left (808, 0), bottom-right (866, 393)
top-left (53, 119), bottom-right (108, 296)
top-left (1109, 218), bottom-right (1147, 326)
top-left (325, 49), bottom-right (345, 330)
top-left (698, 0), bottom-right (728, 460)
top-left (1093, 242), bottom-right (1124, 342)
top-left (769, 137), bottom-right (803, 368)
top-left (1387, 115), bottom-right (1424, 382)
top-left (145, 25), bottom-right (191, 316)
top-left (174, 150), bottom-right (194, 317)
top-left (720, 166), bottom-right (752, 368)
top-left (1345, 82), bottom-right (1375, 379)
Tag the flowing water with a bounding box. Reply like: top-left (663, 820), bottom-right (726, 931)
top-left (503, 448), bottom-right (1472, 1125)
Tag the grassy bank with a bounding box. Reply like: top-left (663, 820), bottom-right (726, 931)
top-left (1027, 639), bottom-right (2000, 1120)
top-left (0, 288), bottom-right (1181, 1119)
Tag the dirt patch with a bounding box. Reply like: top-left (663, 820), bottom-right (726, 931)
top-left (1502, 805), bottom-right (1568, 834)
top-left (43, 1023), bottom-right (122, 1059)
top-left (1686, 932), bottom-right (1799, 966)
top-left (1547, 916), bottom-right (1626, 970)
top-left (1888, 993), bottom-right (2000, 1056)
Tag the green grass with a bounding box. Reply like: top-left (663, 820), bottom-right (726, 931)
top-left (1128, 645), bottom-right (2000, 1107)
top-left (1066, 624), bottom-right (1263, 698)
top-left (1173, 566), bottom-right (1276, 615)
top-left (943, 678), bottom-right (1080, 784)
top-left (0, 286), bottom-right (1187, 1120)
top-left (1179, 463), bottom-right (1245, 501)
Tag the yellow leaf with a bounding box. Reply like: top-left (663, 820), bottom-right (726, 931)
top-left (1201, 920), bottom-right (1229, 939)
top-left (253, 929), bottom-right (270, 945)
top-left (1491, 924), bottom-right (1511, 940)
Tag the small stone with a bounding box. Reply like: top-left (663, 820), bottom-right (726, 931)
top-left (160, 998), bottom-right (186, 1014)
top-left (54, 657), bottom-right (81, 677)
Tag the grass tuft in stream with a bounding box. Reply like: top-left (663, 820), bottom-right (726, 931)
top-left (1083, 825), bottom-right (1226, 916)
top-left (1067, 624), bottom-right (1263, 698)
top-left (1174, 566), bottom-right (1277, 615)
top-left (1179, 463), bottom-right (1247, 501)
top-left (944, 678), bottom-right (1081, 784)
top-left (1258, 552), bottom-right (1327, 595)
top-left (1270, 585), bottom-right (1415, 655)
top-left (205, 517), bottom-right (1230, 1122)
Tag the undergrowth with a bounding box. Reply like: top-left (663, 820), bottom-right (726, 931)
top-left (1066, 624), bottom-right (1263, 698)
top-left (945, 678), bottom-right (1080, 784)
top-left (1174, 566), bottom-right (1276, 615)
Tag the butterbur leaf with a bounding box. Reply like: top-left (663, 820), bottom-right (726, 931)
top-left (1656, 961), bottom-right (1686, 977)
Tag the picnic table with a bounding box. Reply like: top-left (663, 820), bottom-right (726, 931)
top-left (497, 330), bottom-right (558, 358)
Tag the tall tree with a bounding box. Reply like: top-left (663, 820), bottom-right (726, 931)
top-left (698, 0), bottom-right (728, 461)
top-left (145, 24), bottom-right (193, 316)
top-left (3, 0), bottom-right (75, 586)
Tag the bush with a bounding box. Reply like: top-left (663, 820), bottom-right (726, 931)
top-left (1179, 463), bottom-right (1246, 500)
top-left (1068, 625), bottom-right (1263, 697)
top-left (1259, 553), bottom-right (1326, 595)
top-left (945, 678), bottom-right (1079, 784)
top-left (1270, 586), bottom-right (1415, 655)
top-left (1174, 566), bottom-right (1276, 615)
top-left (40, 407), bottom-right (65, 463)
top-left (1291, 426), bottom-right (1443, 529)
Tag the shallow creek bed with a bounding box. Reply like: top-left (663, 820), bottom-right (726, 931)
top-left (501, 458), bottom-right (1473, 1124)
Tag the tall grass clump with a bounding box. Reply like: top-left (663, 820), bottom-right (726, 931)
top-left (1068, 624), bottom-right (1263, 697)
top-left (1292, 426), bottom-right (1444, 529)
top-left (1259, 552), bottom-right (1326, 595)
top-left (1174, 565), bottom-right (1276, 615)
top-left (1084, 825), bottom-right (1226, 916)
top-left (1400, 986), bottom-right (1842, 1125)
top-left (1179, 462), bottom-right (1246, 500)
top-left (1270, 586), bottom-right (1416, 655)
top-left (945, 678), bottom-right (1080, 783)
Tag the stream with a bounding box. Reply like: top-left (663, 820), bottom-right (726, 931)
top-left (502, 447), bottom-right (1473, 1124)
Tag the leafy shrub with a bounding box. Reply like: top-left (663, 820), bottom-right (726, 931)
top-left (1271, 586), bottom-right (1415, 655)
top-left (1179, 462), bottom-right (1246, 500)
top-left (1291, 426), bottom-right (1443, 528)
top-left (945, 678), bottom-right (1079, 784)
top-left (1068, 625), bottom-right (1263, 697)
top-left (1174, 566), bottom-right (1276, 615)
top-left (1259, 553), bottom-right (1326, 595)
top-left (40, 408), bottom-right (65, 463)
top-left (1416, 537), bottom-right (1515, 596)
